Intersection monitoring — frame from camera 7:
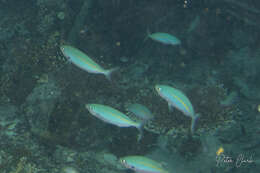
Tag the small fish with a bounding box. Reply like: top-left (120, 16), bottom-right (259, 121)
top-left (155, 84), bottom-right (199, 134)
top-left (85, 104), bottom-right (143, 131)
top-left (61, 166), bottom-right (79, 173)
top-left (148, 32), bottom-right (181, 46)
top-left (187, 15), bottom-right (200, 33)
top-left (220, 91), bottom-right (238, 107)
top-left (120, 155), bottom-right (168, 173)
top-left (127, 103), bottom-right (154, 122)
top-left (60, 45), bottom-right (118, 81)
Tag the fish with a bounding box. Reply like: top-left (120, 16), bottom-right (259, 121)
top-left (60, 45), bottom-right (118, 81)
top-left (187, 15), bottom-right (200, 33)
top-left (61, 166), bottom-right (79, 173)
top-left (85, 104), bottom-right (143, 132)
top-left (127, 103), bottom-right (154, 122)
top-left (120, 155), bottom-right (168, 173)
top-left (220, 91), bottom-right (238, 107)
top-left (148, 32), bottom-right (181, 46)
top-left (155, 84), bottom-right (199, 134)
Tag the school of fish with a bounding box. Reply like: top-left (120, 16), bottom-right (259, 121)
top-left (60, 31), bottom-right (199, 173)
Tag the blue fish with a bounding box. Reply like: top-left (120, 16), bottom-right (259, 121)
top-left (85, 104), bottom-right (143, 140)
top-left (155, 84), bottom-right (199, 133)
top-left (127, 103), bottom-right (154, 122)
top-left (60, 45), bottom-right (118, 81)
top-left (148, 32), bottom-right (181, 46)
top-left (120, 155), bottom-right (168, 173)
top-left (86, 104), bottom-right (141, 128)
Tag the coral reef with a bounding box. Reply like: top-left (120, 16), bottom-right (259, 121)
top-left (0, 0), bottom-right (259, 173)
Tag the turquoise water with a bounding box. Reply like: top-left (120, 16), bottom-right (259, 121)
top-left (0, 0), bottom-right (259, 173)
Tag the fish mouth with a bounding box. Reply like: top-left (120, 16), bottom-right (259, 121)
top-left (154, 85), bottom-right (160, 92)
top-left (60, 45), bottom-right (65, 53)
top-left (119, 158), bottom-right (129, 168)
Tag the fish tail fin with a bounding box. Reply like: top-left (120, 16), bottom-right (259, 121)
top-left (136, 121), bottom-right (145, 142)
top-left (104, 67), bottom-right (119, 81)
top-left (191, 113), bottom-right (200, 134)
top-left (143, 29), bottom-right (151, 42)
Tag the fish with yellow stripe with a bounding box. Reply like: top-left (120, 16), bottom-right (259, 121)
top-left (85, 104), bottom-right (143, 134)
top-left (60, 45), bottom-right (118, 81)
top-left (120, 155), bottom-right (169, 173)
top-left (127, 103), bottom-right (154, 122)
top-left (155, 84), bottom-right (199, 134)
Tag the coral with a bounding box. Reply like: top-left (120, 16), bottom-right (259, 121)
top-left (68, 0), bottom-right (94, 44)
top-left (187, 85), bottom-right (238, 130)
top-left (177, 136), bottom-right (202, 160)
top-left (10, 157), bottom-right (39, 173)
top-left (10, 157), bottom-right (26, 173)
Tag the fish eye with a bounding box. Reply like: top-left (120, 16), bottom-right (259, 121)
top-left (155, 86), bottom-right (162, 91)
top-left (60, 47), bottom-right (65, 53)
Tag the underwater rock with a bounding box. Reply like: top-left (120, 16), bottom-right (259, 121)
top-left (224, 47), bottom-right (260, 100)
top-left (215, 123), bottom-right (242, 144)
top-left (95, 152), bottom-right (124, 170)
top-left (0, 104), bottom-right (19, 137)
top-left (54, 146), bottom-right (78, 164)
top-left (0, 104), bottom-right (17, 120)
top-left (22, 78), bottom-right (61, 135)
top-left (128, 63), bottom-right (149, 80)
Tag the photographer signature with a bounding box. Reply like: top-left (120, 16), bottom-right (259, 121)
top-left (216, 153), bottom-right (254, 167)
